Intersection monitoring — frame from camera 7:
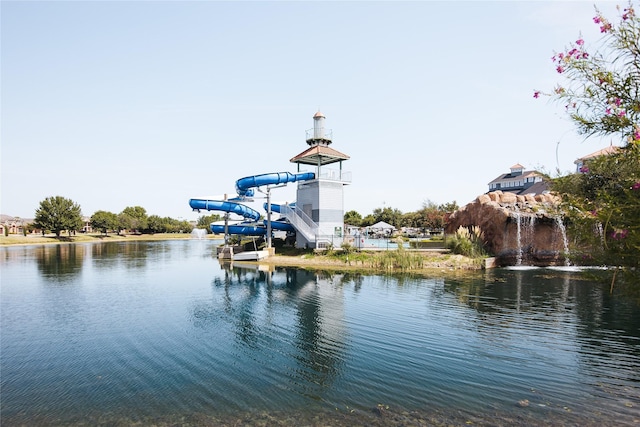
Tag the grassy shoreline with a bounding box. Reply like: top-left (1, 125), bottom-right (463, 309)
top-left (0, 232), bottom-right (212, 246)
top-left (0, 233), bottom-right (483, 273)
top-left (261, 251), bottom-right (483, 274)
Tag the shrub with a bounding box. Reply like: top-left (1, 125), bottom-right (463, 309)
top-left (446, 226), bottom-right (487, 258)
top-left (341, 241), bottom-right (355, 254)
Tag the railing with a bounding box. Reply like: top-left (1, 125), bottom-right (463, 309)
top-left (298, 167), bottom-right (351, 183)
top-left (279, 205), bottom-right (316, 241)
top-left (279, 205), bottom-right (338, 247)
top-left (315, 235), bottom-right (344, 249)
top-left (316, 169), bottom-right (352, 183)
top-left (305, 128), bottom-right (333, 141)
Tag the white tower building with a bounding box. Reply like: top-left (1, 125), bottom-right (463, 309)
top-left (289, 112), bottom-right (351, 249)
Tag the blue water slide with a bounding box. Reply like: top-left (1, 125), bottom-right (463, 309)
top-left (210, 224), bottom-right (267, 235)
top-left (189, 199), bottom-right (261, 222)
top-left (263, 202), bottom-right (296, 214)
top-left (210, 220), bottom-right (293, 235)
top-left (236, 172), bottom-right (315, 197)
top-left (268, 220), bottom-right (294, 232)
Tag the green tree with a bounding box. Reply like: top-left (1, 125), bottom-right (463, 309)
top-left (361, 214), bottom-right (376, 227)
top-left (537, 3), bottom-right (640, 278)
top-left (438, 201), bottom-right (459, 213)
top-left (402, 211), bottom-right (420, 228)
top-left (344, 210), bottom-right (363, 227)
top-left (146, 215), bottom-right (165, 234)
top-left (372, 206), bottom-right (404, 228)
top-left (34, 196), bottom-right (83, 237)
top-left (406, 200), bottom-right (458, 232)
top-left (161, 217), bottom-right (191, 233)
top-left (119, 206), bottom-right (148, 233)
top-left (91, 210), bottom-right (119, 235)
top-left (414, 200), bottom-right (444, 231)
top-left (176, 219), bottom-right (192, 233)
top-left (117, 213), bottom-right (132, 234)
top-left (197, 214), bottom-right (221, 232)
top-left (553, 145), bottom-right (639, 268)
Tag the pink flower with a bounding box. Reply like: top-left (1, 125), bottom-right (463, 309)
top-left (610, 229), bottom-right (629, 240)
top-left (634, 129), bottom-right (640, 140)
top-left (618, 110), bottom-right (626, 117)
top-left (593, 16), bottom-right (601, 24)
top-left (580, 165), bottom-right (590, 173)
top-left (533, 91), bottom-right (540, 99)
top-left (632, 182), bottom-right (640, 190)
top-left (615, 98), bottom-right (622, 106)
top-left (556, 65), bottom-right (565, 73)
top-left (606, 107), bottom-right (612, 115)
top-left (576, 39), bottom-right (584, 46)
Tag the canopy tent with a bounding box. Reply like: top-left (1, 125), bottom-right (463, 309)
top-left (370, 221), bottom-right (396, 231)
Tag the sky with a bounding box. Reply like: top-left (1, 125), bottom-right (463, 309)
top-left (1, 0), bottom-right (624, 222)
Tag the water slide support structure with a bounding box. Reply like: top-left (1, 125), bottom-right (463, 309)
top-left (189, 171), bottom-right (315, 249)
top-left (257, 183), bottom-right (286, 249)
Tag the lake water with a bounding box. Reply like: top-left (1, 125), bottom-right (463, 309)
top-left (1, 240), bottom-right (639, 426)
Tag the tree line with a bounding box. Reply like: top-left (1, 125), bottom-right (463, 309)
top-left (31, 195), bottom-right (457, 238)
top-left (343, 200), bottom-right (459, 231)
top-left (32, 196), bottom-right (202, 237)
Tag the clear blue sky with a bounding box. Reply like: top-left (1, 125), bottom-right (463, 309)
top-left (1, 1), bottom-right (621, 221)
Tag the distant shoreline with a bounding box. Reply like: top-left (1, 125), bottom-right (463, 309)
top-left (0, 232), bottom-right (216, 246)
top-left (0, 233), bottom-right (482, 273)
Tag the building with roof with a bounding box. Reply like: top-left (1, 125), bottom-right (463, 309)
top-left (288, 111), bottom-right (351, 248)
top-left (574, 144), bottom-right (620, 173)
top-left (0, 214), bottom-right (27, 235)
top-left (487, 164), bottom-right (547, 195)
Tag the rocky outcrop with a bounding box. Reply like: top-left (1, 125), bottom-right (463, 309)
top-left (446, 191), bottom-right (567, 266)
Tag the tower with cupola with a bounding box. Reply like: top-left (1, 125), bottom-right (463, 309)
top-left (288, 112), bottom-right (351, 248)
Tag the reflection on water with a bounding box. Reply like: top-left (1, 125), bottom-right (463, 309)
top-left (1, 241), bottom-right (639, 426)
top-left (36, 244), bottom-right (85, 282)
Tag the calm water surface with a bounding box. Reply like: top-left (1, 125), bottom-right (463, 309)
top-left (1, 240), bottom-right (639, 426)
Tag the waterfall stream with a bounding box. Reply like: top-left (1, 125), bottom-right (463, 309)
top-left (515, 208), bottom-right (523, 266)
top-left (514, 207), bottom-right (538, 266)
top-left (555, 217), bottom-right (571, 266)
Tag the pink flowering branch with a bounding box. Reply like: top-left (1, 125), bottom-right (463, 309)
top-left (535, 2), bottom-right (640, 143)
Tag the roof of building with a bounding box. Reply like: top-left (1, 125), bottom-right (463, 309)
top-left (518, 180), bottom-right (550, 195)
top-left (487, 170), bottom-right (540, 185)
top-left (0, 214), bottom-right (32, 222)
top-left (574, 144), bottom-right (620, 164)
top-left (289, 145), bottom-right (350, 166)
top-left (510, 163), bottom-right (524, 169)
